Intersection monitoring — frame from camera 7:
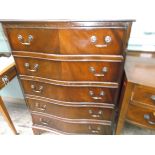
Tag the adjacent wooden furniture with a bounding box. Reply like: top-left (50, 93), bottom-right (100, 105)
top-left (116, 51), bottom-right (155, 134)
top-left (0, 57), bottom-right (18, 134)
top-left (2, 20), bottom-right (133, 134)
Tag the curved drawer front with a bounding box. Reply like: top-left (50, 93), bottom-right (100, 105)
top-left (6, 27), bottom-right (126, 55)
top-left (27, 98), bottom-right (114, 121)
top-left (6, 28), bottom-right (59, 52)
top-left (15, 57), bottom-right (122, 82)
top-left (32, 114), bottom-right (112, 134)
top-left (132, 85), bottom-right (155, 108)
top-left (127, 103), bottom-right (155, 129)
top-left (21, 80), bottom-right (117, 103)
top-left (59, 28), bottom-right (126, 55)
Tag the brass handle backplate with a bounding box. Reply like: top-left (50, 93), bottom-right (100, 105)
top-left (89, 66), bottom-right (108, 77)
top-left (18, 34), bottom-right (33, 45)
top-left (88, 125), bottom-right (101, 134)
top-left (2, 75), bottom-right (9, 85)
top-left (89, 90), bottom-right (105, 100)
top-left (35, 103), bottom-right (46, 111)
top-left (144, 113), bottom-right (155, 125)
top-left (150, 95), bottom-right (155, 102)
top-left (90, 35), bottom-right (112, 48)
top-left (89, 109), bottom-right (103, 118)
top-left (25, 63), bottom-right (39, 72)
top-left (39, 118), bottom-right (49, 126)
top-left (31, 85), bottom-right (43, 93)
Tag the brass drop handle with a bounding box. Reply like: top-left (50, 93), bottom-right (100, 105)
top-left (24, 63), bottom-right (39, 72)
top-left (89, 66), bottom-right (108, 77)
top-left (18, 34), bottom-right (33, 45)
top-left (31, 85), bottom-right (43, 93)
top-left (150, 95), bottom-right (155, 102)
top-left (39, 118), bottom-right (49, 126)
top-left (90, 35), bottom-right (112, 48)
top-left (2, 75), bottom-right (9, 85)
top-left (89, 90), bottom-right (105, 100)
top-left (144, 113), bottom-right (155, 125)
top-left (88, 125), bottom-right (101, 134)
top-left (89, 109), bottom-right (103, 118)
top-left (35, 103), bottom-right (46, 111)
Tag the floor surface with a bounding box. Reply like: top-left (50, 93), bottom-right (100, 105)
top-left (0, 100), bottom-right (155, 135)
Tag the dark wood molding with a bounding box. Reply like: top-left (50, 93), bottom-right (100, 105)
top-left (26, 94), bottom-right (115, 108)
top-left (20, 75), bottom-right (119, 88)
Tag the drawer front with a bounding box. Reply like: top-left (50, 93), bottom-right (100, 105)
top-left (27, 98), bottom-right (114, 121)
top-left (6, 28), bottom-right (59, 52)
top-left (32, 114), bottom-right (112, 134)
top-left (15, 57), bottom-right (122, 82)
top-left (21, 80), bottom-right (117, 103)
top-left (127, 103), bottom-right (155, 129)
top-left (132, 85), bottom-right (155, 107)
top-left (59, 28), bottom-right (126, 55)
top-left (0, 65), bottom-right (16, 89)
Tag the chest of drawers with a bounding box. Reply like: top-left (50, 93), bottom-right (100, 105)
top-left (2, 20), bottom-right (133, 134)
top-left (116, 52), bottom-right (155, 134)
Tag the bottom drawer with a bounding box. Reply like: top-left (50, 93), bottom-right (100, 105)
top-left (126, 103), bottom-right (155, 130)
top-left (32, 113), bottom-right (112, 135)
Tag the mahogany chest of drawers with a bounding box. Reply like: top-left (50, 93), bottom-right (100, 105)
top-left (116, 52), bottom-right (155, 134)
top-left (2, 20), bottom-right (133, 134)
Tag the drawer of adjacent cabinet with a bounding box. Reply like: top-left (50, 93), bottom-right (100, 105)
top-left (0, 64), bottom-right (16, 89)
top-left (126, 103), bottom-right (155, 129)
top-left (15, 57), bottom-right (123, 83)
top-left (21, 79), bottom-right (117, 104)
top-left (59, 28), bottom-right (126, 55)
top-left (32, 113), bottom-right (112, 134)
top-left (27, 98), bottom-right (114, 121)
top-left (132, 85), bottom-right (155, 108)
top-left (5, 28), bottom-right (59, 53)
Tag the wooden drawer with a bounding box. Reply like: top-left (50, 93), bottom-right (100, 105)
top-left (59, 28), bottom-right (126, 55)
top-left (21, 79), bottom-right (117, 104)
top-left (15, 57), bottom-right (122, 82)
top-left (32, 113), bottom-right (112, 134)
top-left (0, 64), bottom-right (16, 89)
top-left (27, 98), bottom-right (114, 121)
top-left (126, 103), bottom-right (155, 130)
top-left (6, 28), bottom-right (59, 52)
top-left (132, 85), bottom-right (155, 107)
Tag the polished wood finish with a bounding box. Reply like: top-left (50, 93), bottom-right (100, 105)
top-left (7, 27), bottom-right (126, 55)
top-left (132, 85), bottom-right (155, 108)
top-left (59, 28), bottom-right (126, 55)
top-left (21, 79), bottom-right (117, 103)
top-left (12, 51), bottom-right (124, 62)
top-left (2, 20), bottom-right (133, 134)
top-left (15, 57), bottom-right (123, 82)
top-left (32, 113), bottom-right (112, 135)
top-left (6, 28), bottom-right (59, 53)
top-left (27, 98), bottom-right (114, 120)
top-left (125, 53), bottom-right (155, 88)
top-left (115, 77), bottom-right (134, 134)
top-left (116, 52), bottom-right (155, 134)
top-left (126, 103), bottom-right (155, 130)
top-left (0, 62), bottom-right (16, 89)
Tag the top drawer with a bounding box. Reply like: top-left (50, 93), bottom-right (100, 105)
top-left (132, 85), bottom-right (155, 108)
top-left (6, 28), bottom-right (59, 53)
top-left (6, 27), bottom-right (126, 55)
top-left (59, 28), bottom-right (126, 55)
